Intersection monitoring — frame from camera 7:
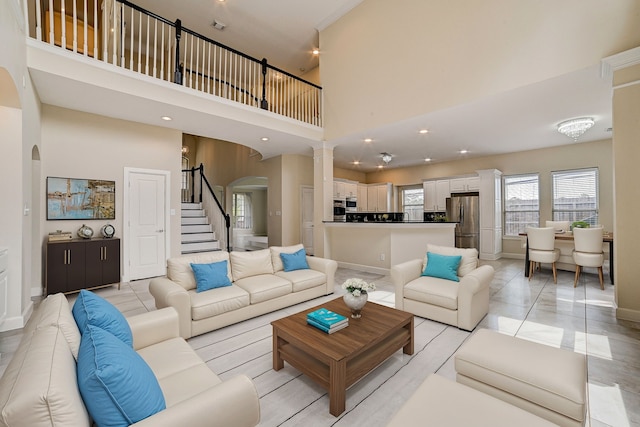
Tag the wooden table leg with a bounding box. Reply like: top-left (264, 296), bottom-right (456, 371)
top-left (272, 328), bottom-right (284, 371)
top-left (329, 359), bottom-right (346, 416)
top-left (403, 317), bottom-right (414, 355)
top-left (524, 237), bottom-right (530, 277)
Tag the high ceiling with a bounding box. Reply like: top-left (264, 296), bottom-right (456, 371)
top-left (129, 0), bottom-right (614, 172)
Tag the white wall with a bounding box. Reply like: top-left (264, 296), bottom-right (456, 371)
top-left (39, 106), bottom-right (183, 292)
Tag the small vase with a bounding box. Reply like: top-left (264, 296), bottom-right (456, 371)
top-left (343, 293), bottom-right (368, 318)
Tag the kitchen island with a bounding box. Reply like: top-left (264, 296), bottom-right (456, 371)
top-left (324, 221), bottom-right (456, 273)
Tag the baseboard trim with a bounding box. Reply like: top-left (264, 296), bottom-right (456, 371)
top-left (616, 307), bottom-right (640, 323)
top-left (0, 300), bottom-right (33, 332)
top-left (336, 261), bottom-right (389, 276)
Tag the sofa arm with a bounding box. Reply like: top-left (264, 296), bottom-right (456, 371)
top-left (306, 256), bottom-right (338, 295)
top-left (132, 375), bottom-right (260, 427)
top-left (128, 307), bottom-right (180, 351)
top-left (149, 277), bottom-right (192, 339)
top-left (457, 264), bottom-right (495, 331)
top-left (391, 259), bottom-right (423, 310)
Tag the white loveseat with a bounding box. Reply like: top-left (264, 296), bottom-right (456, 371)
top-left (150, 245), bottom-right (338, 338)
top-left (391, 244), bottom-right (494, 331)
top-left (0, 293), bottom-right (260, 427)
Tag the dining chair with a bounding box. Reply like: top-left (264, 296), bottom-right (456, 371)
top-left (545, 220), bottom-right (571, 232)
top-left (572, 227), bottom-right (605, 289)
top-left (527, 227), bottom-right (561, 283)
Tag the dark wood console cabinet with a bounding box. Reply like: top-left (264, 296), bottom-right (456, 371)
top-left (46, 238), bottom-right (121, 295)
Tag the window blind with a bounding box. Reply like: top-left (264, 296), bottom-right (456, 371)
top-left (552, 168), bottom-right (598, 225)
top-left (503, 174), bottom-right (539, 235)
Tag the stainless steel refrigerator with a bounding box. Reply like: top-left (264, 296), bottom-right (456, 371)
top-left (446, 193), bottom-right (480, 251)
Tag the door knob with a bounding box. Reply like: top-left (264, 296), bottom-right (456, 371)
top-left (156, 229), bottom-right (164, 233)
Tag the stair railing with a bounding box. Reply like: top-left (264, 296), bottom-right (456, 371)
top-left (182, 164), bottom-right (231, 252)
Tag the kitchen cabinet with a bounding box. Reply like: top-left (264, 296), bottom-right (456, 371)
top-left (358, 184), bottom-right (368, 212)
top-left (423, 179), bottom-right (450, 212)
top-left (450, 176), bottom-right (480, 193)
top-left (367, 183), bottom-right (392, 212)
top-left (333, 180), bottom-right (357, 199)
top-left (46, 238), bottom-right (120, 295)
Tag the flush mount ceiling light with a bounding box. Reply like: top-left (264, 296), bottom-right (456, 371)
top-left (380, 152), bottom-right (393, 164)
top-left (212, 19), bottom-right (226, 30)
top-left (557, 117), bottom-right (595, 141)
top-left (161, 116), bottom-right (172, 121)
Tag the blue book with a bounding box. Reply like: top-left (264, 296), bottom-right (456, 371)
top-left (307, 318), bottom-right (349, 334)
top-left (306, 308), bottom-right (348, 328)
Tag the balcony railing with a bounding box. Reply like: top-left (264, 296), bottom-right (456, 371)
top-left (26, 0), bottom-right (322, 127)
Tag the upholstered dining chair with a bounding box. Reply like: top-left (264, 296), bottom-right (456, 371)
top-left (572, 227), bottom-right (605, 290)
top-left (545, 220), bottom-right (571, 232)
top-left (527, 227), bottom-right (561, 283)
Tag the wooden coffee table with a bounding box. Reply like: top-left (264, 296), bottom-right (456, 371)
top-left (271, 297), bottom-right (414, 416)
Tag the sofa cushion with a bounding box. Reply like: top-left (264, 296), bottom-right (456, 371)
top-left (72, 289), bottom-right (133, 347)
top-left (404, 276), bottom-right (459, 310)
top-left (425, 244), bottom-right (478, 277)
top-left (230, 249), bottom-right (274, 281)
top-left (136, 337), bottom-right (222, 407)
top-left (167, 252), bottom-right (231, 291)
top-left (234, 274), bottom-right (292, 304)
top-left (276, 269), bottom-right (326, 292)
top-left (0, 325), bottom-right (90, 427)
top-left (77, 325), bottom-right (166, 427)
top-left (270, 244), bottom-right (305, 272)
top-left (35, 292), bottom-right (82, 360)
top-left (280, 248), bottom-right (310, 272)
top-left (191, 260), bottom-right (233, 292)
top-left (189, 285), bottom-right (250, 321)
top-left (422, 252), bottom-right (462, 282)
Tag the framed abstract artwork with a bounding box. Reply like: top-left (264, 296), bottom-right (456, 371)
top-left (46, 177), bottom-right (115, 220)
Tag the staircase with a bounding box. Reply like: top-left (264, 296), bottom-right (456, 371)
top-left (181, 203), bottom-right (220, 254)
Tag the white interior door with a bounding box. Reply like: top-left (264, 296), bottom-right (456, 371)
top-left (301, 185), bottom-right (314, 255)
top-left (126, 169), bottom-right (169, 280)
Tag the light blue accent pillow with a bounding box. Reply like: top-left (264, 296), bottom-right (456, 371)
top-left (280, 248), bottom-right (310, 272)
top-left (190, 260), bottom-right (233, 292)
top-left (77, 325), bottom-right (166, 426)
top-left (421, 252), bottom-right (462, 282)
top-left (72, 289), bottom-right (133, 347)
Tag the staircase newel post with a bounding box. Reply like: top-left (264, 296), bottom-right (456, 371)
top-left (260, 58), bottom-right (269, 110)
top-left (174, 19), bottom-right (183, 85)
top-left (225, 213), bottom-right (231, 252)
top-left (198, 163), bottom-right (204, 203)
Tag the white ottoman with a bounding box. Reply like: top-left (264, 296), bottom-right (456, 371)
top-left (455, 329), bottom-right (586, 427)
top-left (386, 374), bottom-right (558, 427)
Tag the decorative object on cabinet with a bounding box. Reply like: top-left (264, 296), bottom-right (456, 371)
top-left (47, 177), bottom-right (115, 220)
top-left (45, 238), bottom-right (121, 295)
top-left (101, 224), bottom-right (116, 238)
top-left (77, 224), bottom-right (94, 239)
top-left (48, 230), bottom-right (73, 242)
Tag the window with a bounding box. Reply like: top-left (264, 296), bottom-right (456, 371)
top-left (552, 168), bottom-right (598, 226)
top-left (232, 193), bottom-right (252, 229)
top-left (400, 186), bottom-right (424, 221)
top-left (503, 174), bottom-right (539, 236)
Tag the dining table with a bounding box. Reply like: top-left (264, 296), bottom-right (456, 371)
top-left (520, 231), bottom-right (614, 284)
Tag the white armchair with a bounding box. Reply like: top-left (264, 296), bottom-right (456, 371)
top-left (392, 244), bottom-right (494, 331)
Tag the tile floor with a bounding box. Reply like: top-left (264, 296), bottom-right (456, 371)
top-left (1, 258), bottom-right (639, 426)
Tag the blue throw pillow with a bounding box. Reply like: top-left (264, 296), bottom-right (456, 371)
top-left (72, 290), bottom-right (133, 347)
top-left (280, 248), bottom-right (310, 272)
top-left (421, 252), bottom-right (462, 282)
top-left (77, 325), bottom-right (166, 427)
top-left (190, 260), bottom-right (233, 292)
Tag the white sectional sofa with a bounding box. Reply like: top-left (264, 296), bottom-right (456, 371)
top-left (150, 245), bottom-right (338, 338)
top-left (0, 293), bottom-right (260, 427)
top-left (391, 244), bottom-right (494, 331)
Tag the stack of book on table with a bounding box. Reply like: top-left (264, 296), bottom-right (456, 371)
top-left (306, 308), bottom-right (348, 334)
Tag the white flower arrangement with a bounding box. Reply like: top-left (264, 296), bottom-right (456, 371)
top-left (342, 278), bottom-right (376, 297)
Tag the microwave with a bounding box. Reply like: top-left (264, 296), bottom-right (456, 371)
top-left (345, 197), bottom-right (357, 212)
top-left (333, 199), bottom-right (346, 221)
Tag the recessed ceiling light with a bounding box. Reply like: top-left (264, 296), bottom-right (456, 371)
top-left (419, 129), bottom-right (429, 134)
top-left (161, 116), bottom-right (172, 121)
top-left (261, 137), bottom-right (269, 142)
top-left (352, 161), bottom-right (360, 165)
top-left (312, 49), bottom-right (319, 55)
top-left (364, 138), bottom-right (372, 143)
top-left (424, 157), bottom-right (432, 162)
top-left (377, 165), bottom-right (384, 169)
top-left (459, 149), bottom-right (468, 154)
